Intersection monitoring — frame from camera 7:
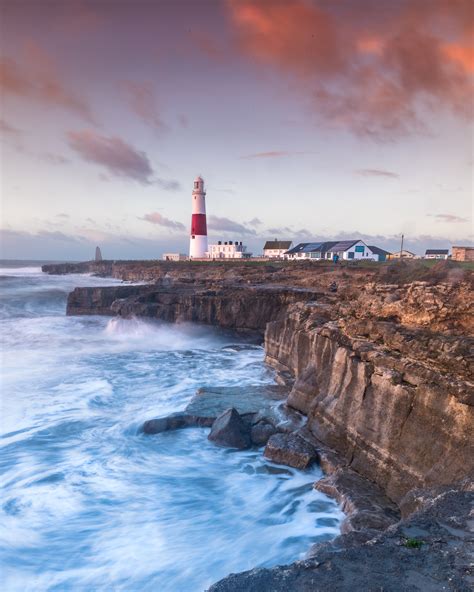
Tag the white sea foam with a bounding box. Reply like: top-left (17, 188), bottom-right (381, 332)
top-left (0, 267), bottom-right (43, 275)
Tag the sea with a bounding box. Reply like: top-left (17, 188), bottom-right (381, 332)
top-left (0, 261), bottom-right (343, 591)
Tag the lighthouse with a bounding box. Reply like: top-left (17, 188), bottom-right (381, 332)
top-left (189, 176), bottom-right (208, 258)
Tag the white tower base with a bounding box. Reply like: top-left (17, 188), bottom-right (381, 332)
top-left (190, 235), bottom-right (208, 258)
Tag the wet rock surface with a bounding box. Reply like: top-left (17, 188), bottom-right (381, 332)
top-left (264, 433), bottom-right (318, 470)
top-left (208, 408), bottom-right (251, 449)
top-left (185, 385), bottom-right (288, 419)
top-left (250, 421), bottom-right (277, 446)
top-left (208, 486), bottom-right (474, 592)
top-left (142, 412), bottom-right (213, 434)
top-left (314, 468), bottom-right (400, 533)
top-left (141, 385), bottom-right (291, 435)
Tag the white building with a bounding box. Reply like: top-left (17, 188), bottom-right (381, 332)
top-left (286, 240), bottom-right (380, 261)
top-left (425, 249), bottom-right (449, 260)
top-left (207, 241), bottom-right (251, 259)
top-left (389, 250), bottom-right (417, 259)
top-left (162, 253), bottom-right (188, 261)
top-left (263, 240), bottom-right (292, 258)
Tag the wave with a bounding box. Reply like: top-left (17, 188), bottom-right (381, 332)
top-left (0, 267), bottom-right (43, 276)
top-left (103, 316), bottom-right (232, 351)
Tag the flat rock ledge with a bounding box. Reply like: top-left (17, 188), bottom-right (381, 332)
top-left (208, 485), bottom-right (474, 592)
top-left (141, 384), bottom-right (304, 438)
top-left (313, 467), bottom-right (400, 535)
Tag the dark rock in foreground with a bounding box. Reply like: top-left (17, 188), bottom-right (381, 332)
top-left (208, 486), bottom-right (474, 592)
top-left (208, 408), bottom-right (251, 449)
top-left (142, 412), bottom-right (213, 434)
top-left (250, 421), bottom-right (277, 446)
top-left (141, 385), bottom-right (298, 436)
top-left (264, 433), bottom-right (318, 470)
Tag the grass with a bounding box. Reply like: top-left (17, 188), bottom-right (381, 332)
top-left (403, 538), bottom-right (424, 549)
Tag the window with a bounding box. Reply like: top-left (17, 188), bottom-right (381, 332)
top-left (194, 181), bottom-right (198, 189)
top-left (355, 245), bottom-right (365, 253)
top-left (192, 235), bottom-right (195, 239)
top-left (348, 252), bottom-right (354, 259)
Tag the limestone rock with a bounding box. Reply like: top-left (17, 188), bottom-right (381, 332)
top-left (250, 421), bottom-right (277, 446)
top-left (208, 408), bottom-right (251, 449)
top-left (264, 433), bottom-right (318, 469)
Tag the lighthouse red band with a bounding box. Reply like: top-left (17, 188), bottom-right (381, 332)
top-left (191, 214), bottom-right (207, 236)
top-left (189, 176), bottom-right (208, 258)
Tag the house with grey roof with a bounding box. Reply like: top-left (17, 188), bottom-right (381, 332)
top-left (368, 245), bottom-right (391, 262)
top-left (425, 249), bottom-right (449, 260)
top-left (285, 240), bottom-right (383, 261)
top-left (285, 239), bottom-right (389, 261)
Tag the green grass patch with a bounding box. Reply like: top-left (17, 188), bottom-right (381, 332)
top-left (403, 538), bottom-right (424, 549)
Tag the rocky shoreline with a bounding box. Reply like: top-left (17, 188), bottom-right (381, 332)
top-left (42, 260), bottom-right (474, 591)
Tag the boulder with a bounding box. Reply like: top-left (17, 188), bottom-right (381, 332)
top-left (264, 433), bottom-right (318, 469)
top-left (250, 421), bottom-right (278, 446)
top-left (142, 412), bottom-right (189, 434)
top-left (208, 408), bottom-right (251, 449)
top-left (142, 412), bottom-right (213, 434)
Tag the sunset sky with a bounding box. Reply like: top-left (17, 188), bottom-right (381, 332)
top-left (1, 0), bottom-right (473, 259)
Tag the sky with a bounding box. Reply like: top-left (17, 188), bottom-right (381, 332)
top-left (0, 0), bottom-right (473, 260)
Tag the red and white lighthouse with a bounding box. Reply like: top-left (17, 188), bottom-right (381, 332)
top-left (189, 176), bottom-right (208, 258)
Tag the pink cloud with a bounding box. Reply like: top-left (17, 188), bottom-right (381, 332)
top-left (0, 41), bottom-right (95, 123)
top-left (240, 150), bottom-right (316, 159)
top-left (207, 216), bottom-right (256, 236)
top-left (67, 129), bottom-right (154, 184)
top-left (140, 212), bottom-right (185, 231)
top-left (355, 168), bottom-right (399, 179)
top-left (121, 81), bottom-right (167, 133)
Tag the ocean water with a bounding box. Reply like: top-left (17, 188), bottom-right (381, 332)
top-left (0, 265), bottom-right (343, 592)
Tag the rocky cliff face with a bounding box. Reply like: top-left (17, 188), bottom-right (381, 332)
top-left (67, 282), bottom-right (323, 332)
top-left (265, 284), bottom-right (473, 503)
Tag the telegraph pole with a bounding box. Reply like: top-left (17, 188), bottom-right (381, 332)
top-left (400, 234), bottom-right (404, 259)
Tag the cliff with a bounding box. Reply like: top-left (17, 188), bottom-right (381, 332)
top-left (67, 282), bottom-right (323, 332)
top-left (265, 298), bottom-right (473, 503)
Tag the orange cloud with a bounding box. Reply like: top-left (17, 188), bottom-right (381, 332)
top-left (443, 43), bottom-right (474, 73)
top-left (357, 36), bottom-right (383, 55)
top-left (229, 0), bottom-right (346, 76)
top-left (227, 0), bottom-right (474, 140)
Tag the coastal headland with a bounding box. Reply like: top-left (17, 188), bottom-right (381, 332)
top-left (43, 259), bottom-right (474, 591)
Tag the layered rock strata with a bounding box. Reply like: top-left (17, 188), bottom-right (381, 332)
top-left (67, 283), bottom-right (322, 332)
top-left (265, 301), bottom-right (473, 503)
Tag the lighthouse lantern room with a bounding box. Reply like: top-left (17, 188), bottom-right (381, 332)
top-left (189, 176), bottom-right (208, 258)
